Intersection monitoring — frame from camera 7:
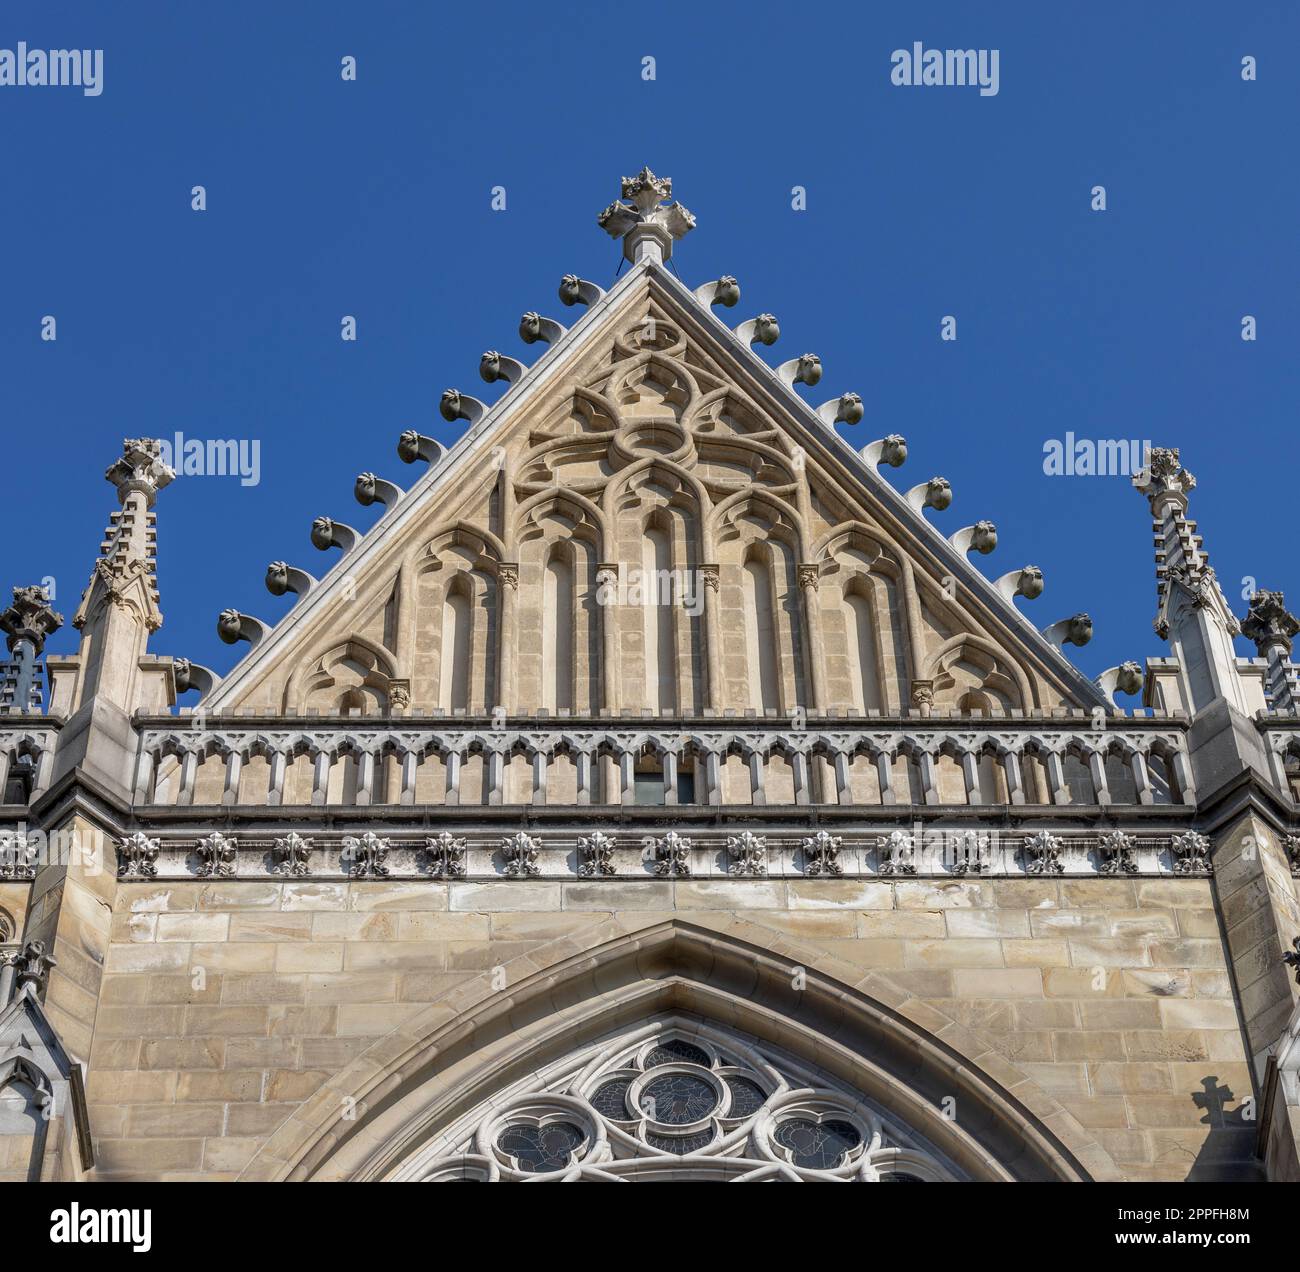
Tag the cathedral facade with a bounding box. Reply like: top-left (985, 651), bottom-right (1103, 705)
top-left (2, 170), bottom-right (1299, 1182)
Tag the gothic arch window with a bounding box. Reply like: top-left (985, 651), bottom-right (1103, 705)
top-left (843, 585), bottom-right (883, 713)
top-left (542, 544), bottom-right (575, 712)
top-left (742, 549), bottom-right (780, 714)
top-left (440, 580), bottom-right (472, 711)
top-left (397, 1017), bottom-right (962, 1182)
top-left (642, 519), bottom-right (676, 713)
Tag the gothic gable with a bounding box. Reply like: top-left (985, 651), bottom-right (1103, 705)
top-left (198, 264), bottom-right (1105, 720)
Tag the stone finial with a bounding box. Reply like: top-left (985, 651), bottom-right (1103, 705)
top-left (342, 831), bottom-right (390, 879)
top-left (1171, 830), bottom-right (1212, 876)
top-left (1099, 830), bottom-right (1139, 876)
top-left (1133, 446), bottom-right (1195, 509)
top-left (105, 438), bottom-right (175, 507)
top-left (877, 830), bottom-right (917, 876)
top-left (0, 586), bottom-right (63, 656)
top-left (1241, 590), bottom-right (1300, 656)
top-left (598, 167), bottom-right (696, 265)
top-left (273, 832), bottom-right (313, 877)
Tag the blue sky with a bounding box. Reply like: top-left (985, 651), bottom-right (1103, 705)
top-left (2, 1), bottom-right (1296, 691)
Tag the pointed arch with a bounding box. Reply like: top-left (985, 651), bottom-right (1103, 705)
top-left (240, 920), bottom-right (1118, 1183)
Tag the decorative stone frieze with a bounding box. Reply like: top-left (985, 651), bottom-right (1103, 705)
top-left (802, 830), bottom-right (842, 877)
top-left (1171, 830), bottom-right (1212, 875)
top-left (726, 831), bottom-right (767, 876)
top-left (950, 830), bottom-right (990, 875)
top-left (1098, 830), bottom-right (1138, 876)
top-left (196, 831), bottom-right (237, 878)
top-left (342, 831), bottom-right (390, 878)
top-left (116, 831), bottom-right (160, 879)
top-left (0, 831), bottom-right (38, 880)
top-left (502, 831), bottom-right (541, 878)
top-left (578, 831), bottom-right (616, 877)
top-left (423, 831), bottom-right (467, 879)
top-left (273, 832), bottom-right (312, 877)
top-left (877, 830), bottom-right (916, 876)
top-left (652, 831), bottom-right (692, 877)
top-left (1023, 831), bottom-right (1063, 876)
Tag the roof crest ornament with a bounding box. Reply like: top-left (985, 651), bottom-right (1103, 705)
top-left (597, 167), bottom-right (696, 265)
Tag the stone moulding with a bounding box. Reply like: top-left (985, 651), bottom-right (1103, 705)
top-left (74, 829), bottom-right (1223, 881)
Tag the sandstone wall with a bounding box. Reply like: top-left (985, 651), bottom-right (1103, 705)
top-left (86, 874), bottom-right (1256, 1180)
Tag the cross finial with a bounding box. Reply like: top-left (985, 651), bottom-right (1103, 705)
top-left (597, 167), bottom-right (696, 265)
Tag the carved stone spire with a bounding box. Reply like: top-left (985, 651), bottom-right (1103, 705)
top-left (0, 586), bottom-right (63, 712)
top-left (1242, 589), bottom-right (1300, 713)
top-left (67, 438), bottom-right (175, 716)
top-left (1133, 447), bottom-right (1248, 714)
top-left (597, 167), bottom-right (696, 265)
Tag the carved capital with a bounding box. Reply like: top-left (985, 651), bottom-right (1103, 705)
top-left (797, 564), bottom-right (820, 591)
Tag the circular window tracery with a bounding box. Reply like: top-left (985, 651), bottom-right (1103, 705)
top-left (496, 1121), bottom-right (585, 1174)
top-left (639, 1072), bottom-right (717, 1124)
top-left (773, 1117), bottom-right (863, 1170)
top-left (421, 1022), bottom-right (956, 1182)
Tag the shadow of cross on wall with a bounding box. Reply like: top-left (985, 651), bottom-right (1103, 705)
top-left (1192, 1076), bottom-right (1245, 1130)
top-left (1183, 1075), bottom-right (1262, 1181)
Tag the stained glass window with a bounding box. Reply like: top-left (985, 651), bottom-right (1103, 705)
top-left (724, 1076), bottom-right (766, 1118)
top-left (496, 1121), bottom-right (584, 1173)
top-left (591, 1079), bottom-right (632, 1120)
top-left (644, 1039), bottom-right (711, 1068)
top-left (640, 1073), bottom-right (717, 1124)
top-left (773, 1118), bottom-right (861, 1169)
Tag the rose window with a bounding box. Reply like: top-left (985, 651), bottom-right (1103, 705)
top-left (412, 1020), bottom-right (960, 1181)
